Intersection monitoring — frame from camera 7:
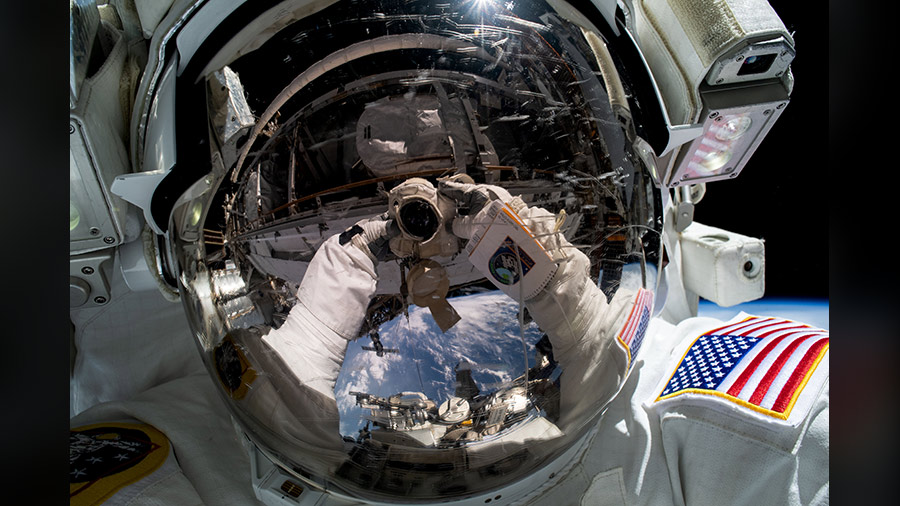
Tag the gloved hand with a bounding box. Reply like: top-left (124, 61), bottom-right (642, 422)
top-left (438, 179), bottom-right (638, 432)
top-left (437, 179), bottom-right (527, 240)
top-left (437, 179), bottom-right (569, 267)
top-left (338, 212), bottom-right (401, 263)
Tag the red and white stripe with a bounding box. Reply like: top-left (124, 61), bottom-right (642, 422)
top-left (619, 288), bottom-right (652, 347)
top-left (712, 317), bottom-right (829, 415)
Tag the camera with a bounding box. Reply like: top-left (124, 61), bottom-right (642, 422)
top-left (387, 178), bottom-right (459, 258)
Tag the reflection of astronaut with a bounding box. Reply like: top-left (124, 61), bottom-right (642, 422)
top-left (259, 179), bottom-right (637, 443)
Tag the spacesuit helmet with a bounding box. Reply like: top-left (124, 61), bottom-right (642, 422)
top-left (167, 0), bottom-right (664, 502)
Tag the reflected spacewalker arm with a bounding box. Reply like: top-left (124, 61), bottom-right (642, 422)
top-left (262, 215), bottom-right (397, 400)
top-left (439, 181), bottom-right (636, 430)
top-left (515, 205), bottom-right (636, 429)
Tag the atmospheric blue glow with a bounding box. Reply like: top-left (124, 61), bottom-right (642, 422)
top-left (697, 298), bottom-right (829, 330)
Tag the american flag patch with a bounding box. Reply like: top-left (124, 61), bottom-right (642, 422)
top-left (656, 316), bottom-right (829, 421)
top-left (617, 288), bottom-right (653, 367)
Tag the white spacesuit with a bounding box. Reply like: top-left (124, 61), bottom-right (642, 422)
top-left (70, 182), bottom-right (828, 505)
top-left (69, 0), bottom-right (827, 505)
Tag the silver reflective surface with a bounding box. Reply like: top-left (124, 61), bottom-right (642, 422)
top-left (170, 0), bottom-right (663, 501)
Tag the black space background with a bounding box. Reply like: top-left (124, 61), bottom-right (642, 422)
top-left (0, 1), bottom-right (892, 504)
top-left (693, 0), bottom-right (828, 300)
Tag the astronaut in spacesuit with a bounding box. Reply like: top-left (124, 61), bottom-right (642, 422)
top-left (68, 0), bottom-right (827, 504)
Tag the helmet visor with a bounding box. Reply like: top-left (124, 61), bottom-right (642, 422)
top-left (170, 0), bottom-right (663, 501)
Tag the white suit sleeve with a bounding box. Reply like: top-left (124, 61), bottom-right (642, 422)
top-left (517, 205), bottom-right (639, 432)
top-left (649, 315), bottom-right (830, 505)
top-left (653, 380), bottom-right (829, 506)
top-left (262, 231), bottom-right (379, 400)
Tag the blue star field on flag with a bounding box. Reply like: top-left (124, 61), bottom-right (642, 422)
top-left (660, 334), bottom-right (762, 396)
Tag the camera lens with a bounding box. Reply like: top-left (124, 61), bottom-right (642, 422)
top-left (737, 53), bottom-right (777, 76)
top-left (399, 200), bottom-right (439, 240)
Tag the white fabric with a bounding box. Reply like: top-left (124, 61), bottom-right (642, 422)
top-left (442, 182), bottom-right (522, 239)
top-left (70, 374), bottom-right (263, 506)
top-left (349, 217), bottom-right (393, 263)
top-left (123, 471), bottom-right (205, 506)
top-left (70, 313), bottom-right (827, 506)
top-left (224, 223), bottom-right (385, 464)
top-left (356, 95), bottom-right (452, 175)
top-left (81, 433), bottom-right (204, 506)
top-left (262, 301), bottom-right (355, 400)
top-left (516, 204), bottom-right (637, 433)
top-left (70, 264), bottom-right (204, 418)
top-left (679, 221), bottom-right (765, 307)
top-left (442, 185), bottom-right (648, 435)
top-left (530, 315), bottom-right (829, 506)
top-left (134, 0), bottom-right (177, 39)
top-left (69, 203), bottom-right (827, 505)
top-left (582, 467), bottom-right (628, 506)
top-left (263, 230), bottom-right (378, 399)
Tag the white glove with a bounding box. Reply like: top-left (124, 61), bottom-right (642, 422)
top-left (437, 179), bottom-right (527, 240)
top-left (338, 212), bottom-right (401, 263)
